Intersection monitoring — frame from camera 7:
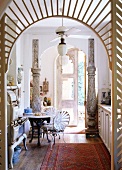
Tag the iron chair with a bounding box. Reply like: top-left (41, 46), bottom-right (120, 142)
top-left (42, 110), bottom-right (70, 149)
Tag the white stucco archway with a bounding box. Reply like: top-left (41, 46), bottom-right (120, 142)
top-left (0, 1), bottom-right (121, 169)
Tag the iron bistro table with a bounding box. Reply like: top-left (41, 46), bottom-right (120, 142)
top-left (24, 115), bottom-right (51, 146)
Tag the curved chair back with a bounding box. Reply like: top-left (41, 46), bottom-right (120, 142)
top-left (53, 111), bottom-right (70, 131)
top-left (45, 107), bottom-right (57, 123)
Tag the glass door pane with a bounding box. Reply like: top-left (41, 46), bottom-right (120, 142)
top-left (78, 56), bottom-right (85, 113)
top-left (78, 51), bottom-right (86, 126)
top-left (62, 60), bottom-right (74, 74)
top-left (62, 78), bottom-right (74, 100)
top-left (57, 49), bottom-right (79, 126)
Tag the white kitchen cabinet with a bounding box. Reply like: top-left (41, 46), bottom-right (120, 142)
top-left (98, 105), bottom-right (111, 154)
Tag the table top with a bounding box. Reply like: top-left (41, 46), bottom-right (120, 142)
top-left (24, 114), bottom-right (51, 119)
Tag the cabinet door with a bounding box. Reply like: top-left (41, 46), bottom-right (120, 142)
top-left (105, 112), bottom-right (111, 152)
top-left (98, 107), bottom-right (102, 137)
top-left (101, 109), bottom-right (105, 143)
top-left (98, 106), bottom-right (111, 154)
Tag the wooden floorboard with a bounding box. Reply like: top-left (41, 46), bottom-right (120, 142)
top-left (11, 134), bottom-right (103, 170)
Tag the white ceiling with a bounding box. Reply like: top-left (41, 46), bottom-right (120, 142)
top-left (27, 17), bottom-right (90, 35)
top-left (29, 17), bottom-right (84, 28)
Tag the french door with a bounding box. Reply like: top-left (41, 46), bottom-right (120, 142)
top-left (57, 49), bottom-right (78, 126)
top-left (57, 48), bottom-right (86, 126)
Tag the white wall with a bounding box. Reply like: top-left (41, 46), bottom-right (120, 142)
top-left (96, 38), bottom-right (111, 102)
top-left (40, 46), bottom-right (58, 105)
top-left (22, 34), bottom-right (32, 108)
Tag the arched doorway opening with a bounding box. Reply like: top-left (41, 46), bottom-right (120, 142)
top-left (1, 1), bottom-right (122, 170)
top-left (56, 47), bottom-right (86, 128)
top-left (40, 45), bottom-right (87, 128)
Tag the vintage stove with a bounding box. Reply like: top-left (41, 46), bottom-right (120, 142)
top-left (7, 87), bottom-right (30, 169)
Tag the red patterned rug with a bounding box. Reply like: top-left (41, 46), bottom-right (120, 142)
top-left (41, 143), bottom-right (111, 170)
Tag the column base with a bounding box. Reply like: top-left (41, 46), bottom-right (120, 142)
top-left (85, 128), bottom-right (99, 138)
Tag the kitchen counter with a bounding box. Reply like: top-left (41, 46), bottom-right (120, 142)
top-left (98, 104), bottom-right (111, 113)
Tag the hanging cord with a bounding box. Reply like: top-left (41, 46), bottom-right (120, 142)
top-left (59, 7), bottom-right (63, 27)
top-left (62, 17), bottom-right (63, 26)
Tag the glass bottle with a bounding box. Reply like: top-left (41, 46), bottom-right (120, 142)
top-left (101, 92), bottom-right (106, 104)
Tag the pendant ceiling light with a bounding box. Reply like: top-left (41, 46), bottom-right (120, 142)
top-left (57, 37), bottom-right (67, 56)
top-left (58, 37), bottom-right (69, 66)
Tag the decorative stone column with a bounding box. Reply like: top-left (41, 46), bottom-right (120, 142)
top-left (31, 39), bottom-right (41, 112)
top-left (86, 39), bottom-right (98, 137)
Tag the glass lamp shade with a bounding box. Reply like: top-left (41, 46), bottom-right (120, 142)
top-left (57, 43), bottom-right (67, 56)
top-left (57, 38), bottom-right (67, 56)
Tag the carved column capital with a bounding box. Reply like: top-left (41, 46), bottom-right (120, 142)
top-left (31, 68), bottom-right (41, 75)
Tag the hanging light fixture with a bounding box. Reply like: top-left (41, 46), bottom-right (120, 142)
top-left (57, 8), bottom-right (69, 65)
top-left (57, 9), bottom-right (68, 57)
top-left (57, 37), bottom-right (69, 65)
top-left (57, 37), bottom-right (67, 56)
top-left (57, 38), bottom-right (69, 65)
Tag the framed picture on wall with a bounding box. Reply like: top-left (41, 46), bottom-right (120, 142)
top-left (43, 78), bottom-right (49, 94)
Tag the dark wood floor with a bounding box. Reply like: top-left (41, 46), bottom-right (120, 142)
top-left (11, 133), bottom-right (103, 170)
